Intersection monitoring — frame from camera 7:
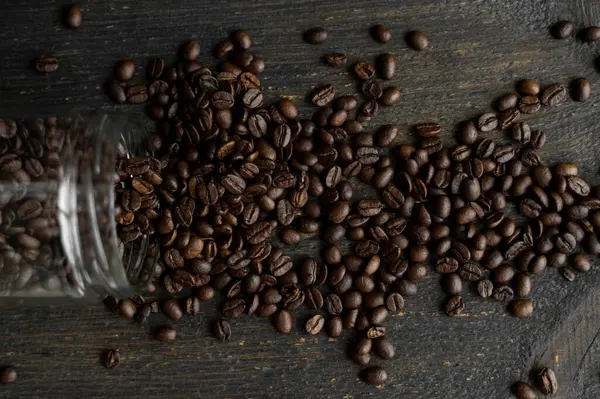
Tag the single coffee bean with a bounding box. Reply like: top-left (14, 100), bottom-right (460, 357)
top-left (510, 299), bottom-right (533, 318)
top-left (232, 30), bottom-right (252, 49)
top-left (305, 314), bottom-right (325, 335)
top-left (444, 295), bottom-right (464, 316)
top-left (155, 327), bottom-right (177, 342)
top-left (373, 337), bottom-right (395, 360)
top-left (572, 253), bottom-right (591, 272)
top-left (378, 53), bottom-right (397, 80)
top-left (513, 382), bottom-right (537, 399)
top-left (477, 112), bottom-right (498, 132)
top-left (116, 60), bottom-right (136, 81)
top-left (551, 20), bottom-right (573, 39)
top-left (324, 53), bottom-right (347, 68)
top-left (213, 319), bottom-right (232, 341)
top-left (372, 24), bottom-right (392, 43)
top-left (477, 279), bottom-right (494, 298)
top-left (457, 120), bottom-right (478, 144)
top-left (442, 273), bottom-right (463, 295)
top-left (518, 95), bottom-right (541, 114)
top-left (273, 309), bottom-right (293, 333)
top-left (541, 83), bottom-right (567, 106)
top-left (104, 349), bottom-right (121, 369)
top-left (518, 79), bottom-right (540, 96)
top-left (514, 273), bottom-right (532, 297)
top-left (496, 93), bottom-right (519, 112)
top-left (571, 77), bottom-right (591, 101)
top-left (65, 4), bottom-right (83, 28)
top-left (35, 55), bottom-right (59, 73)
top-left (379, 87), bottom-right (401, 106)
top-left (305, 27), bottom-right (328, 44)
top-left (407, 30), bottom-right (428, 50)
top-left (181, 40), bottom-right (200, 61)
top-left (361, 366), bottom-right (388, 385)
top-left (0, 367), bottom-right (17, 385)
top-left (582, 26), bottom-right (600, 42)
top-left (312, 84), bottom-right (336, 107)
top-left (536, 367), bottom-right (558, 395)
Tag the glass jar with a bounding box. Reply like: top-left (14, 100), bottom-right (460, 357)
top-left (0, 114), bottom-right (156, 302)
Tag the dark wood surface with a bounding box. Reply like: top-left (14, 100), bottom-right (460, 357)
top-left (2, 0), bottom-right (600, 398)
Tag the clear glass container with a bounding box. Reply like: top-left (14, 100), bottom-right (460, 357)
top-left (0, 114), bottom-right (155, 302)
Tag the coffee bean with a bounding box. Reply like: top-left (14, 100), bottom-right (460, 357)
top-left (496, 93), bottom-right (519, 112)
top-left (477, 113), bottom-right (498, 132)
top-left (273, 309), bottom-right (293, 333)
top-left (325, 53), bottom-right (347, 68)
top-left (35, 55), bottom-right (59, 73)
top-left (444, 295), bottom-right (464, 316)
top-left (232, 30), bottom-right (252, 49)
top-left (361, 366), bottom-right (388, 385)
top-left (181, 40), bottom-right (200, 61)
top-left (312, 84), bottom-right (336, 107)
top-left (492, 286), bottom-right (514, 301)
top-left (442, 273), bottom-right (463, 295)
top-left (305, 27), bottom-right (328, 44)
top-left (103, 348), bottom-right (121, 369)
top-left (305, 314), bottom-right (325, 335)
top-left (510, 299), bottom-right (534, 318)
top-left (541, 83), bottom-right (567, 106)
top-left (514, 273), bottom-right (532, 297)
top-left (1, 367), bottom-right (17, 385)
top-left (518, 79), bottom-right (540, 96)
top-left (213, 319), bottom-right (232, 341)
top-left (536, 367), bottom-right (558, 395)
top-left (555, 232), bottom-right (576, 253)
top-left (551, 20), bottom-right (573, 39)
top-left (407, 30), bottom-right (428, 50)
top-left (572, 253), bottom-right (591, 272)
top-left (155, 327), bottom-right (177, 342)
top-left (477, 279), bottom-right (494, 298)
top-left (372, 24), bottom-right (392, 42)
top-left (513, 382), bottom-right (536, 399)
top-left (385, 292), bottom-right (404, 313)
top-left (116, 60), bottom-right (136, 81)
top-left (571, 77), bottom-right (591, 101)
top-left (379, 87), bottom-right (401, 106)
top-left (373, 337), bottom-right (395, 360)
top-left (378, 53), bottom-right (397, 80)
top-left (518, 95), bottom-right (541, 114)
top-left (582, 26), bottom-right (600, 42)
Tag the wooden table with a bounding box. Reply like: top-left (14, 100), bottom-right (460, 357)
top-left (1, 0), bottom-right (600, 397)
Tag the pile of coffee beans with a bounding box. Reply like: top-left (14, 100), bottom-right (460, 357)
top-left (97, 24), bottom-right (600, 387)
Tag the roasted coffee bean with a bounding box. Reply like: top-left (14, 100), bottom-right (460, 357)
top-left (116, 60), bottom-right (136, 81)
top-left (477, 279), bottom-right (494, 298)
top-left (492, 286), bottom-right (514, 301)
top-left (518, 95), bottom-right (541, 114)
top-left (305, 314), bottom-right (325, 335)
top-left (496, 93), bottom-right (519, 112)
top-left (571, 77), bottom-right (591, 102)
top-left (572, 253), bottom-right (591, 272)
top-left (551, 20), bottom-right (574, 39)
top-left (444, 295), bottom-right (464, 316)
top-left (514, 273), bottom-right (532, 297)
top-left (273, 309), bottom-right (293, 333)
top-left (477, 112), bottom-right (498, 132)
top-left (372, 24), bottom-right (392, 42)
top-left (510, 299), bottom-right (533, 318)
top-left (361, 366), bottom-right (388, 385)
top-left (583, 26), bottom-right (600, 42)
top-left (518, 79), bottom-right (540, 96)
top-left (407, 30), bottom-right (428, 50)
top-left (442, 273), bottom-right (463, 295)
top-left (536, 367), bottom-right (558, 395)
top-left (305, 27), bottom-right (328, 44)
top-left (155, 327), bottom-right (177, 342)
top-left (324, 52), bottom-right (347, 68)
top-left (213, 319), bottom-right (232, 341)
top-left (378, 53), bottom-right (397, 80)
top-left (35, 55), bottom-right (59, 73)
top-left (541, 83), bottom-right (567, 106)
top-left (379, 87), bottom-right (401, 106)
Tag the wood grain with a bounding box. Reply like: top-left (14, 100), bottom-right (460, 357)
top-left (1, 0), bottom-right (600, 398)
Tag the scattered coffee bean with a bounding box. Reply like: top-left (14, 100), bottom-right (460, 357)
top-left (536, 367), bottom-right (558, 395)
top-left (213, 319), bottom-right (232, 341)
top-left (582, 26), bottom-right (600, 42)
top-left (35, 55), bottom-right (59, 73)
top-left (361, 366), bottom-right (388, 385)
top-left (513, 382), bottom-right (537, 399)
top-left (65, 4), bottom-right (83, 28)
top-left (571, 77), bottom-right (591, 102)
top-left (104, 349), bottom-right (121, 369)
top-left (551, 20), bottom-right (573, 39)
top-left (407, 31), bottom-right (428, 50)
top-left (155, 327), bottom-right (177, 342)
top-left (305, 27), bottom-right (328, 44)
top-left (1, 367), bottom-right (17, 385)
